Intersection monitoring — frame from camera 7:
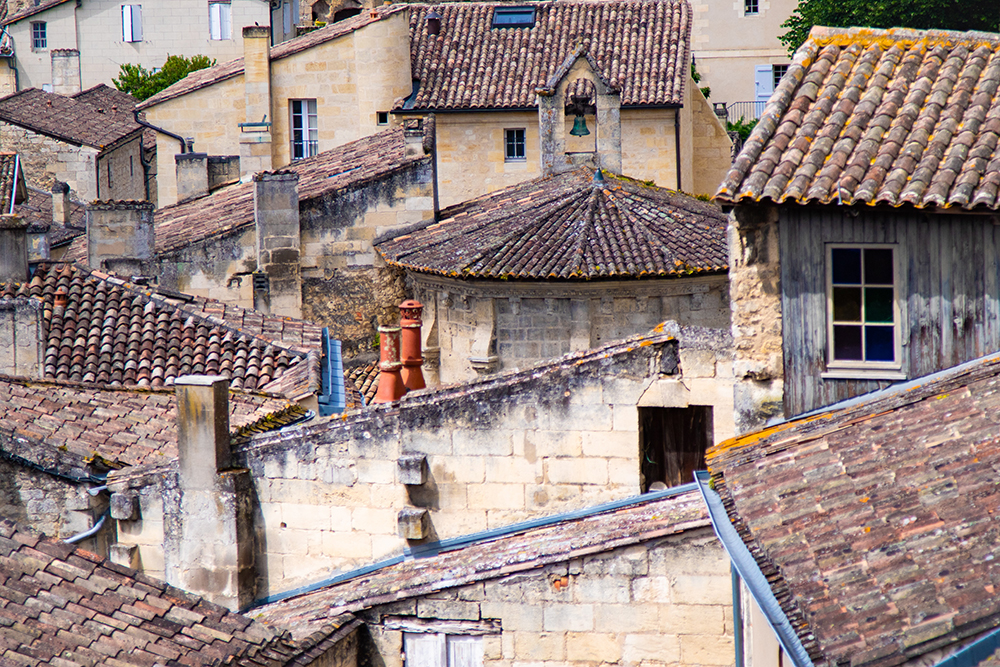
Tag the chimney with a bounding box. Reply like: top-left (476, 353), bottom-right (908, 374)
top-left (86, 200), bottom-right (155, 276)
top-left (0, 298), bottom-right (42, 378)
top-left (240, 25), bottom-right (273, 179)
top-left (399, 300), bottom-right (425, 390)
top-left (373, 325), bottom-right (406, 403)
top-left (166, 375), bottom-right (255, 611)
top-left (253, 171), bottom-right (300, 318)
top-left (51, 49), bottom-right (81, 96)
top-left (403, 118), bottom-right (425, 159)
top-left (426, 9), bottom-right (441, 36)
top-left (51, 180), bottom-right (71, 226)
top-left (0, 214), bottom-right (28, 283)
top-left (27, 222), bottom-right (50, 263)
top-left (175, 151), bottom-right (209, 202)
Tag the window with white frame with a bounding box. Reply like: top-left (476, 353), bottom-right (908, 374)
top-left (209, 1), bottom-right (232, 40)
top-left (404, 633), bottom-right (483, 667)
top-left (31, 22), bottom-right (46, 49)
top-left (290, 99), bottom-right (318, 159)
top-left (122, 5), bottom-right (143, 42)
top-left (827, 245), bottom-right (900, 370)
top-left (504, 128), bottom-right (525, 161)
top-left (744, 0), bottom-right (758, 15)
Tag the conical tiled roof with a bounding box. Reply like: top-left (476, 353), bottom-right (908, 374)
top-left (376, 169), bottom-right (728, 279)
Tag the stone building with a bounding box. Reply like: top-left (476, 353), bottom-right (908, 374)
top-left (0, 0), bottom-right (299, 94)
top-left (254, 489), bottom-right (735, 667)
top-left (376, 168), bottom-right (729, 384)
top-left (716, 26), bottom-right (1000, 433)
top-left (107, 324), bottom-right (735, 596)
top-left (0, 86), bottom-right (145, 200)
top-left (138, 0), bottom-right (732, 209)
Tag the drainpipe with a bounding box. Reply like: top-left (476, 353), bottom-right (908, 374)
top-left (133, 109), bottom-right (186, 154)
top-left (674, 106), bottom-right (682, 191)
top-left (64, 510), bottom-right (108, 544)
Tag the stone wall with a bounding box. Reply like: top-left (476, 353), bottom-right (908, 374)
top-left (728, 205), bottom-right (783, 435)
top-left (0, 122), bottom-right (100, 199)
top-left (96, 136), bottom-right (146, 201)
top-left (411, 273), bottom-right (730, 384)
top-left (361, 527), bottom-right (734, 667)
top-left (107, 327), bottom-right (736, 596)
top-left (687, 83), bottom-right (733, 198)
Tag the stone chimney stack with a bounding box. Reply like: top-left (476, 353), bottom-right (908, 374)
top-left (253, 171), bottom-right (300, 318)
top-left (0, 215), bottom-right (41, 378)
top-left (51, 181), bottom-right (71, 226)
top-left (0, 214), bottom-right (28, 283)
top-left (86, 201), bottom-right (155, 276)
top-left (403, 118), bottom-right (425, 159)
top-left (175, 151), bottom-right (209, 202)
top-left (51, 49), bottom-right (82, 96)
top-left (240, 25), bottom-right (273, 179)
top-left (166, 375), bottom-right (255, 611)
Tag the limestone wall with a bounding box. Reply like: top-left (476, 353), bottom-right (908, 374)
top-left (0, 122), bottom-right (100, 199)
top-left (96, 136), bottom-right (146, 200)
top-left (362, 528), bottom-right (734, 667)
top-left (688, 83), bottom-right (733, 198)
top-left (4, 0), bottom-right (78, 91)
top-left (108, 330), bottom-right (736, 596)
top-left (728, 205), bottom-right (783, 434)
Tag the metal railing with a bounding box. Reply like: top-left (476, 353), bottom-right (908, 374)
top-left (725, 101), bottom-right (768, 122)
top-left (291, 139), bottom-right (319, 160)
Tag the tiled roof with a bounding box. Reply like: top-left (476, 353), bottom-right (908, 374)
top-left (347, 362), bottom-right (379, 405)
top-left (138, 5), bottom-right (408, 109)
top-left (0, 151), bottom-right (25, 214)
top-left (0, 518), bottom-right (305, 666)
top-left (717, 26), bottom-right (1000, 210)
top-left (71, 84), bottom-right (157, 149)
top-left (253, 490), bottom-right (709, 640)
top-left (404, 0), bottom-right (691, 111)
top-left (16, 185), bottom-right (86, 247)
top-left (0, 263), bottom-right (321, 393)
top-left (0, 88), bottom-right (143, 151)
top-left (0, 376), bottom-right (303, 467)
top-left (707, 352), bottom-right (1000, 667)
top-left (1, 0), bottom-right (72, 25)
top-left (376, 169), bottom-right (728, 279)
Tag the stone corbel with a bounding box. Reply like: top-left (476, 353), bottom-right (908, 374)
top-left (468, 298), bottom-right (499, 376)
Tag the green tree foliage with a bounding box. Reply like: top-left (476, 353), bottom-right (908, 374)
top-left (780, 0), bottom-right (1000, 53)
top-left (726, 117), bottom-right (759, 142)
top-left (113, 54), bottom-right (216, 101)
top-left (691, 62), bottom-right (711, 100)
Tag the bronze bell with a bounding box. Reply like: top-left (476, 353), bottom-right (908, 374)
top-left (570, 113), bottom-right (590, 137)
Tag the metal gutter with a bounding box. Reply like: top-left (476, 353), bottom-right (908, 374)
top-left (695, 471), bottom-right (814, 667)
top-left (9, 154), bottom-right (19, 214)
top-left (64, 510), bottom-right (108, 544)
top-left (934, 627), bottom-right (1000, 667)
top-left (133, 110), bottom-right (186, 154)
top-left (247, 482), bottom-right (700, 610)
top-left (732, 565), bottom-right (744, 667)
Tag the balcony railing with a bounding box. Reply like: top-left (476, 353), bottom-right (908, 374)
top-left (723, 101), bottom-right (767, 123)
top-left (291, 140), bottom-right (319, 160)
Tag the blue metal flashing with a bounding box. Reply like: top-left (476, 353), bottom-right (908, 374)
top-left (318, 328), bottom-right (346, 417)
top-left (247, 483), bottom-right (700, 610)
top-left (934, 626), bottom-right (1000, 667)
top-left (695, 471), bottom-right (814, 667)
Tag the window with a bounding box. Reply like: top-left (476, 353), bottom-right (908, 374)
top-left (376, 111), bottom-right (389, 126)
top-left (492, 6), bottom-right (535, 28)
top-left (772, 64), bottom-right (789, 90)
top-left (209, 1), bottom-right (232, 40)
top-left (122, 5), bottom-right (143, 42)
top-left (639, 406), bottom-right (711, 491)
top-left (744, 0), bottom-right (758, 14)
top-left (31, 22), bottom-right (46, 49)
top-left (404, 634), bottom-right (482, 667)
top-left (504, 128), bottom-right (525, 161)
top-left (827, 245), bottom-right (900, 370)
top-left (290, 99), bottom-right (318, 159)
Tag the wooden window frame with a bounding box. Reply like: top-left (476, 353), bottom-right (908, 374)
top-left (823, 243), bottom-right (905, 380)
top-left (290, 99), bottom-right (319, 160)
top-left (504, 128), bottom-right (525, 162)
top-left (31, 22), bottom-right (46, 50)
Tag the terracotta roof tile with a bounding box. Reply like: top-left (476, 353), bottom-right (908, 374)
top-left (0, 518), bottom-right (304, 665)
top-left (347, 363), bottom-right (378, 405)
top-left (708, 352), bottom-right (1000, 667)
top-left (0, 263), bottom-right (321, 396)
top-left (253, 490), bottom-right (709, 640)
top-left (376, 168), bottom-right (728, 279)
top-left (717, 26), bottom-right (1000, 210)
top-left (405, 0), bottom-right (691, 110)
top-left (138, 6), bottom-right (408, 110)
top-left (0, 88), bottom-right (142, 151)
top-left (71, 85), bottom-right (157, 150)
top-left (1, 0), bottom-right (73, 25)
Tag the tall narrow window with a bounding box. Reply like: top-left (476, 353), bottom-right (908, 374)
top-left (771, 64), bottom-right (789, 90)
top-left (639, 406), bottom-right (712, 491)
top-left (122, 5), bottom-right (143, 42)
top-left (290, 99), bottom-right (318, 159)
top-left (827, 245), bottom-right (899, 367)
top-left (209, 1), bottom-right (232, 40)
top-left (504, 128), bottom-right (525, 161)
top-left (31, 22), bottom-right (46, 49)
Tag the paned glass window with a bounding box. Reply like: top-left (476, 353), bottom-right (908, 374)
top-left (828, 246), bottom-right (898, 365)
top-left (744, 0), bottom-right (759, 15)
top-left (290, 99), bottom-right (319, 159)
top-left (492, 7), bottom-right (535, 28)
top-left (772, 64), bottom-right (789, 90)
top-left (504, 128), bottom-right (525, 161)
top-left (31, 22), bottom-right (46, 49)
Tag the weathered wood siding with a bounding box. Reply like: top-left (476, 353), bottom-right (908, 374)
top-left (780, 207), bottom-right (1000, 417)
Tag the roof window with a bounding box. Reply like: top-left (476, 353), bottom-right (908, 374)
top-left (492, 6), bottom-right (535, 28)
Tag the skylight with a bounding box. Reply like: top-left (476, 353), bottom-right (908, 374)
top-left (492, 6), bottom-right (535, 28)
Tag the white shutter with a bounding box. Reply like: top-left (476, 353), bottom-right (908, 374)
top-left (404, 633), bottom-right (446, 667)
top-left (132, 5), bottom-right (142, 41)
top-left (121, 5), bottom-right (132, 42)
top-left (221, 3), bottom-right (231, 39)
top-left (122, 5), bottom-right (142, 42)
top-left (754, 64), bottom-right (773, 103)
top-left (447, 637), bottom-right (483, 667)
top-left (210, 3), bottom-right (221, 40)
top-left (283, 1), bottom-right (293, 34)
